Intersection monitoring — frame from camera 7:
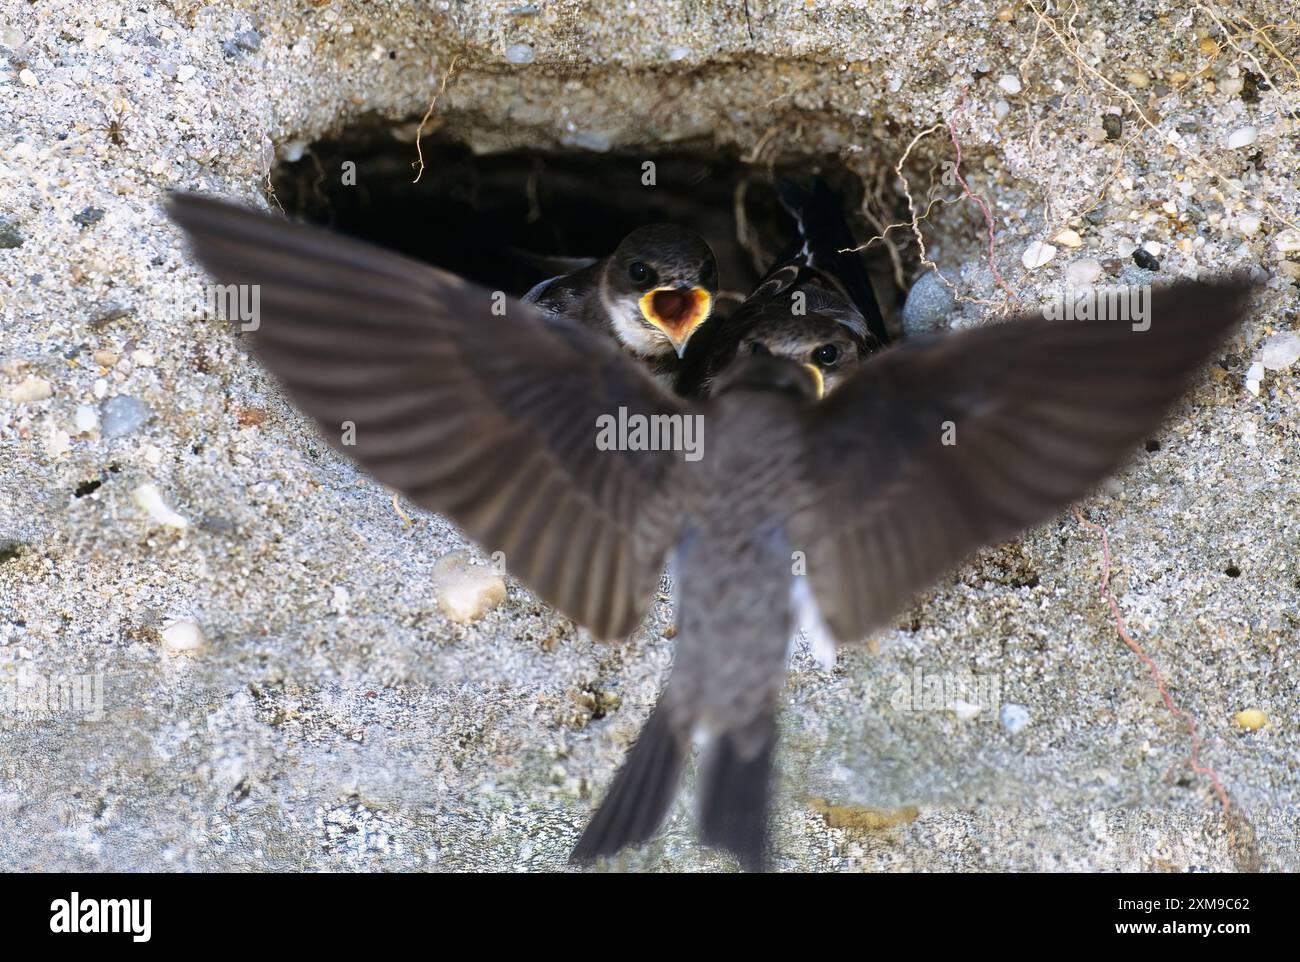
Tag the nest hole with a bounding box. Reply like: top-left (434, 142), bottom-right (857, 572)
top-left (270, 124), bottom-right (903, 319)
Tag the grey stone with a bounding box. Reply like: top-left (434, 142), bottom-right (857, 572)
top-left (900, 269), bottom-right (957, 336)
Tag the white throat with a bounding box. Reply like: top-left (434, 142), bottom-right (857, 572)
top-left (601, 278), bottom-right (671, 358)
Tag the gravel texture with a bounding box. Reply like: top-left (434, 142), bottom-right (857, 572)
top-left (1, 0), bottom-right (1297, 871)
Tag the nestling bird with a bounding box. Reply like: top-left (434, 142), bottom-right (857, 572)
top-left (523, 223), bottom-right (719, 387)
top-left (678, 177), bottom-right (887, 399)
top-left (169, 193), bottom-right (1249, 871)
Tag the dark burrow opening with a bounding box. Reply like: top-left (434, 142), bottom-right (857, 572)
top-left (269, 124), bottom-right (902, 325)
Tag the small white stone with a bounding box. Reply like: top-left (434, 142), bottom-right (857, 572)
top-left (505, 43), bottom-right (534, 64)
top-left (160, 619), bottom-right (205, 652)
top-left (1000, 703), bottom-right (1031, 734)
top-left (1052, 228), bottom-right (1083, 248)
top-left (45, 428), bottom-right (71, 458)
top-left (277, 138), bottom-right (309, 163)
top-left (952, 699), bottom-right (983, 721)
top-left (1245, 360), bottom-right (1264, 395)
top-left (130, 349), bottom-right (156, 367)
top-left (993, 99), bottom-right (1010, 121)
top-left (1237, 213), bottom-right (1262, 236)
top-left (666, 45), bottom-right (691, 62)
top-left (1116, 237), bottom-right (1138, 258)
top-left (1022, 241), bottom-right (1057, 269)
top-left (132, 483), bottom-right (188, 529)
top-left (1226, 125), bottom-right (1258, 149)
top-left (1219, 76), bottom-right (1244, 96)
top-left (331, 586), bottom-right (351, 616)
top-left (1260, 332), bottom-right (1300, 371)
top-left (8, 376), bottom-right (52, 403)
top-left (1066, 258), bottom-right (1103, 286)
top-left (92, 378), bottom-right (108, 400)
top-left (997, 74), bottom-right (1022, 94)
top-left (74, 404), bottom-right (99, 432)
top-left (1275, 229), bottom-right (1300, 253)
top-left (18, 68), bottom-right (37, 87)
top-left (176, 64), bottom-right (196, 82)
top-left (434, 553), bottom-right (506, 624)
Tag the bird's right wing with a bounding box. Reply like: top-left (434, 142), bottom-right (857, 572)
top-left (169, 193), bottom-right (692, 640)
top-left (787, 279), bottom-right (1251, 644)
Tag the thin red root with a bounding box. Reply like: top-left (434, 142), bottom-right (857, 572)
top-left (1073, 508), bottom-right (1230, 816)
top-left (946, 91), bottom-right (1017, 309)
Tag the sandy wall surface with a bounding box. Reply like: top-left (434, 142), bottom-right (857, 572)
top-left (0, 0), bottom-right (1296, 870)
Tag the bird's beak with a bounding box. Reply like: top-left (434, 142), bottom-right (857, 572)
top-left (639, 286), bottom-right (712, 358)
top-left (802, 363), bottom-right (825, 400)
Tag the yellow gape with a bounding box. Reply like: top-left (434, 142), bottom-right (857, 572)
top-left (801, 363), bottom-right (825, 399)
top-left (638, 286), bottom-right (713, 357)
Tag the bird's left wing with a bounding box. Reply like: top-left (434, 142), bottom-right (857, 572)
top-left (786, 279), bottom-right (1251, 644)
top-left (168, 193), bottom-right (691, 639)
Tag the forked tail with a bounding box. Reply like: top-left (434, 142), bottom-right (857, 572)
top-left (697, 711), bottom-right (777, 872)
top-left (569, 706), bottom-right (687, 865)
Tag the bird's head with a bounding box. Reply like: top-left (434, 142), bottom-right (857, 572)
top-left (711, 353), bottom-right (823, 403)
top-left (604, 224), bottom-right (718, 359)
top-left (710, 304), bottom-right (871, 400)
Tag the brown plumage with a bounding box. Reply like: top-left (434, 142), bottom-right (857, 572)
top-left (677, 177), bottom-right (885, 399)
top-left (169, 192), bottom-right (1250, 871)
top-left (523, 223), bottom-right (719, 389)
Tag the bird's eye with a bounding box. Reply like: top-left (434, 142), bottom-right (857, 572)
top-left (750, 342), bottom-right (771, 356)
top-left (813, 344), bottom-right (840, 366)
top-left (700, 261), bottom-right (716, 285)
top-left (628, 261), bottom-right (651, 285)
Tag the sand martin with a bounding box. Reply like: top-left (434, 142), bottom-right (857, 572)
top-left (523, 223), bottom-right (719, 386)
top-left (679, 177), bottom-right (886, 399)
top-left (169, 193), bottom-right (1249, 871)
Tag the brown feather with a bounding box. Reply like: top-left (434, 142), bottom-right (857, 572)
top-left (168, 193), bottom-right (691, 640)
top-left (789, 280), bottom-right (1252, 643)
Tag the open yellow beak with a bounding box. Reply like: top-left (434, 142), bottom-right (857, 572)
top-left (802, 363), bottom-right (825, 400)
top-left (638, 286), bottom-right (712, 358)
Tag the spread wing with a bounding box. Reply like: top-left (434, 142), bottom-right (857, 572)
top-left (788, 279), bottom-right (1251, 643)
top-left (169, 193), bottom-right (691, 639)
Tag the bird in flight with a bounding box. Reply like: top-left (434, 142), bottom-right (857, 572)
top-left (169, 192), bottom-right (1249, 871)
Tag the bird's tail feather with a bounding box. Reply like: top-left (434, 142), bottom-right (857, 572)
top-left (697, 711), bottom-right (777, 872)
top-left (569, 706), bottom-right (686, 865)
top-left (776, 176), bottom-right (890, 347)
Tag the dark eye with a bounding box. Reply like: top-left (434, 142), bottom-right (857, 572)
top-left (628, 261), bottom-right (651, 285)
top-left (749, 342), bottom-right (771, 356)
top-left (813, 344), bottom-right (840, 366)
top-left (700, 261), bottom-right (716, 285)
